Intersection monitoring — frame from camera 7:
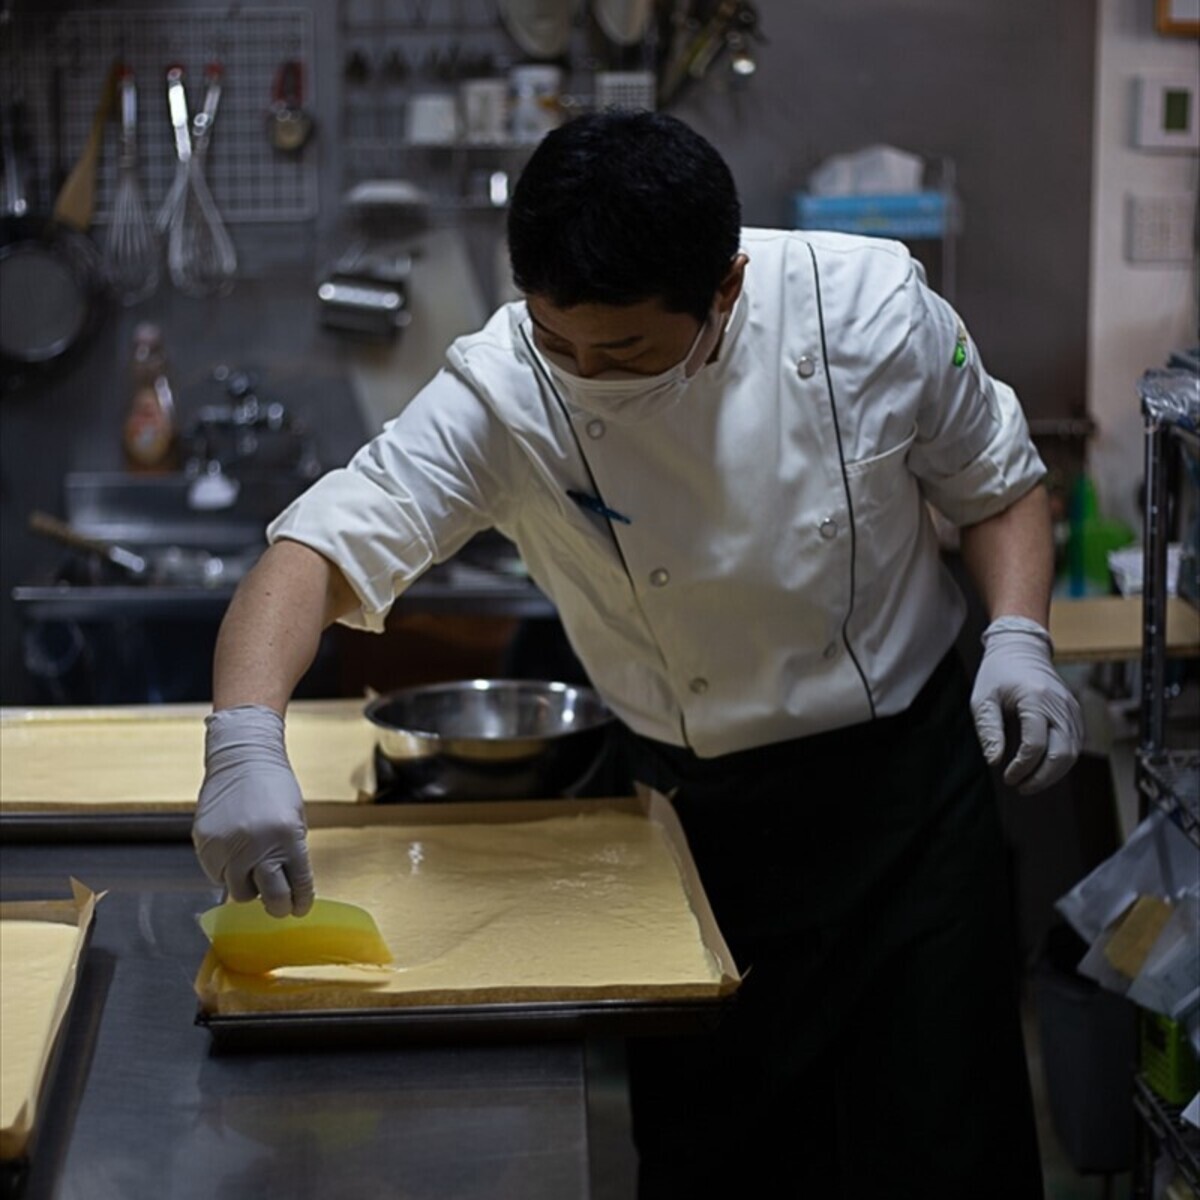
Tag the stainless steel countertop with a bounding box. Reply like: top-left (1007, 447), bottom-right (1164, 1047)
top-left (11, 559), bottom-right (558, 623)
top-left (0, 842), bottom-right (591, 1200)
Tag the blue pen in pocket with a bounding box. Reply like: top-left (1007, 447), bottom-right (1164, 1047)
top-left (567, 489), bottom-right (632, 525)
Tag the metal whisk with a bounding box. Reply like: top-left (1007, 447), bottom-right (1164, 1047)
top-left (163, 64), bottom-right (236, 297)
top-left (156, 62), bottom-right (217, 236)
top-left (103, 66), bottom-right (159, 305)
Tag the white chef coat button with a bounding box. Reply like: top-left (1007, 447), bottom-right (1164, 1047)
top-left (585, 419), bottom-right (606, 439)
top-left (819, 517), bottom-right (838, 540)
top-left (823, 641), bottom-right (840, 660)
top-left (796, 355), bottom-right (817, 379)
top-left (689, 677), bottom-right (709, 695)
top-left (649, 568), bottom-right (670, 588)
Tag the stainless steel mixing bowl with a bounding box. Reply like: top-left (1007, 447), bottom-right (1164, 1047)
top-left (364, 678), bottom-right (615, 801)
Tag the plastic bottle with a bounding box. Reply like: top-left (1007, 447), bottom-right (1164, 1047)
top-left (1065, 472), bottom-right (1136, 596)
top-left (123, 322), bottom-right (178, 472)
top-left (508, 65), bottom-right (562, 143)
top-left (1065, 473), bottom-right (1098, 597)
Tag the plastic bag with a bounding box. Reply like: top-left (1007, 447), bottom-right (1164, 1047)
top-left (1056, 810), bottom-right (1199, 944)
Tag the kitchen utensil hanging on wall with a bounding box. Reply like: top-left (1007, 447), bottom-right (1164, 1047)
top-left (103, 66), bottom-right (159, 306)
top-left (0, 99), bottom-right (107, 392)
top-left (53, 61), bottom-right (119, 232)
top-left (157, 61), bottom-right (223, 237)
top-left (659, 0), bottom-right (763, 104)
top-left (267, 59), bottom-right (314, 154)
top-left (725, 2), bottom-right (763, 83)
top-left (163, 64), bottom-right (237, 297)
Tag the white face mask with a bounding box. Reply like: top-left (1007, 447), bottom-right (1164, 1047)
top-left (533, 309), bottom-right (723, 424)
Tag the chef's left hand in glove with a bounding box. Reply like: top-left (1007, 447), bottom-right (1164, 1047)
top-left (970, 615), bottom-right (1084, 794)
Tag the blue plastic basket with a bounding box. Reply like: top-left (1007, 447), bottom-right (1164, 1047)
top-left (793, 191), bottom-right (953, 238)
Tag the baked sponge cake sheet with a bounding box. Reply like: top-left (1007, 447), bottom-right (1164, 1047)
top-left (0, 701), bottom-right (373, 811)
top-left (196, 799), bottom-right (740, 1015)
top-left (1, 884), bottom-right (97, 1162)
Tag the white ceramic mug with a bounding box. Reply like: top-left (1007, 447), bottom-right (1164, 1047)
top-left (406, 92), bottom-right (459, 145)
top-left (460, 78), bottom-right (510, 144)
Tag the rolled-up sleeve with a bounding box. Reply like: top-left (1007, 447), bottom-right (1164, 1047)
top-left (905, 280), bottom-right (1045, 526)
top-left (267, 368), bottom-right (515, 632)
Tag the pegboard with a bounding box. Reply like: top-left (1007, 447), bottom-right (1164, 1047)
top-left (5, 8), bottom-right (318, 224)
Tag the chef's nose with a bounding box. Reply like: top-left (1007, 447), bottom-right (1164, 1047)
top-left (572, 347), bottom-right (610, 377)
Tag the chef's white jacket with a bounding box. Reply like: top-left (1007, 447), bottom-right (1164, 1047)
top-left (269, 228), bottom-right (1045, 757)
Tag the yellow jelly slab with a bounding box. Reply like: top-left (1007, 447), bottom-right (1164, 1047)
top-left (198, 899), bottom-right (393, 975)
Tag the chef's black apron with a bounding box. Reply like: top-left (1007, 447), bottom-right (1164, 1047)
top-left (617, 650), bottom-right (1044, 1200)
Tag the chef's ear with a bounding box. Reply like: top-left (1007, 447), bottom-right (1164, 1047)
top-left (715, 253), bottom-right (749, 314)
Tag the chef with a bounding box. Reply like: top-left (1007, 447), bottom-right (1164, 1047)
top-left (195, 112), bottom-right (1081, 1196)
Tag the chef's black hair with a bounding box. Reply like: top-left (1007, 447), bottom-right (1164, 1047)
top-left (507, 111), bottom-right (741, 322)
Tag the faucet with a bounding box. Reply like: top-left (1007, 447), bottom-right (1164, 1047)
top-left (184, 367), bottom-right (319, 481)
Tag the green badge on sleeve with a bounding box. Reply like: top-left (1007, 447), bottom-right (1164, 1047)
top-left (952, 323), bottom-right (968, 368)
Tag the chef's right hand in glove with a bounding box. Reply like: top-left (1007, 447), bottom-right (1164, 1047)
top-left (193, 704), bottom-right (315, 918)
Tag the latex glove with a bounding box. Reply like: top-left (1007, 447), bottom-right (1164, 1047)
top-left (970, 616), bottom-right (1084, 795)
top-left (193, 704), bottom-right (315, 917)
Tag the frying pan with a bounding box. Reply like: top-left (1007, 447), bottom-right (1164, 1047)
top-left (28, 510), bottom-right (260, 588)
top-left (0, 98), bottom-right (107, 393)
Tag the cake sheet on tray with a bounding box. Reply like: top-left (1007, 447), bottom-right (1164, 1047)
top-left (1, 882), bottom-right (98, 1162)
top-left (196, 794), bottom-right (741, 1016)
top-left (0, 701), bottom-right (373, 811)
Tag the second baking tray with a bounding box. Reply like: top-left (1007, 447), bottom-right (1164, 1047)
top-left (0, 883), bottom-right (100, 1191)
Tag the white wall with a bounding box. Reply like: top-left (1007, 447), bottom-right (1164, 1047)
top-left (1089, 0), bottom-right (1199, 530)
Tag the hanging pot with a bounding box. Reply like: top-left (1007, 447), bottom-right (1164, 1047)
top-left (0, 98), bottom-right (107, 393)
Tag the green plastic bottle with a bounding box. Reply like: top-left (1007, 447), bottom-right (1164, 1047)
top-left (1066, 473), bottom-right (1136, 597)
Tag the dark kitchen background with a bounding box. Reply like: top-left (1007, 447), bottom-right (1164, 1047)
top-left (4, 4), bottom-right (1199, 1196)
top-left (0, 0), bottom-right (1096, 710)
top-left (0, 0), bottom-right (1131, 993)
